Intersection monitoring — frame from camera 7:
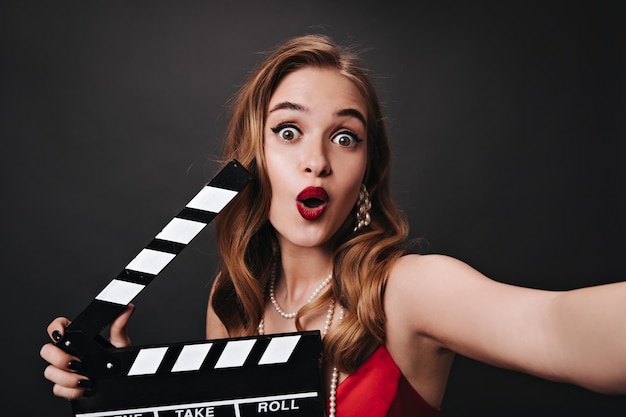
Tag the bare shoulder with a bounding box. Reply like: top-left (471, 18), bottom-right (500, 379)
top-left (388, 253), bottom-right (475, 288)
top-left (391, 252), bottom-right (458, 271)
top-left (385, 254), bottom-right (468, 337)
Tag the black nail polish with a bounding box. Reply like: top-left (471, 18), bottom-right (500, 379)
top-left (77, 379), bottom-right (92, 389)
top-left (68, 360), bottom-right (84, 371)
top-left (52, 330), bottom-right (63, 342)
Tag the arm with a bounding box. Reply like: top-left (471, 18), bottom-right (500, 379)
top-left (385, 254), bottom-right (626, 394)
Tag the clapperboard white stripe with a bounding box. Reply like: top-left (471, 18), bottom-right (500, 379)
top-left (125, 248), bottom-right (177, 276)
top-left (186, 185), bottom-right (239, 213)
top-left (127, 346), bottom-right (169, 376)
top-left (215, 339), bottom-right (257, 368)
top-left (171, 343), bottom-right (213, 372)
top-left (95, 279), bottom-right (145, 305)
top-left (258, 334), bottom-right (301, 365)
top-left (155, 217), bottom-right (206, 244)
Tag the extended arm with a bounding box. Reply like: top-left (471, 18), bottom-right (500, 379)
top-left (385, 254), bottom-right (626, 394)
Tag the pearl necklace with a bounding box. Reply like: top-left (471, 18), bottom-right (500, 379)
top-left (327, 304), bottom-right (343, 417)
top-left (269, 271), bottom-right (332, 319)
top-left (258, 299), bottom-right (343, 417)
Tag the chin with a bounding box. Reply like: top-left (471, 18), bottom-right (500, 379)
top-left (272, 224), bottom-right (331, 249)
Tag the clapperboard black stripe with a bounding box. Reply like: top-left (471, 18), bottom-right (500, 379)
top-left (145, 238), bottom-right (187, 255)
top-left (61, 160), bottom-right (251, 354)
top-left (177, 207), bottom-right (218, 224)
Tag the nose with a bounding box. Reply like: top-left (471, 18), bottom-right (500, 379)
top-left (302, 137), bottom-right (331, 177)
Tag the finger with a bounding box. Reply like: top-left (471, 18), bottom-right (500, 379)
top-left (52, 383), bottom-right (88, 401)
top-left (40, 343), bottom-right (80, 371)
top-left (109, 303), bottom-right (135, 348)
top-left (44, 365), bottom-right (92, 400)
top-left (46, 317), bottom-right (72, 342)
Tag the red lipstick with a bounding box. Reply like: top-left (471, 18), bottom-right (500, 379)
top-left (296, 186), bottom-right (329, 220)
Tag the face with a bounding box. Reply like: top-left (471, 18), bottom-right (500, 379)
top-left (264, 66), bottom-right (368, 250)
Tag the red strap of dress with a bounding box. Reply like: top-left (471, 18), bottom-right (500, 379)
top-left (334, 345), bottom-right (443, 417)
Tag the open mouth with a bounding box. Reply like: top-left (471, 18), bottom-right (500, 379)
top-left (301, 197), bottom-right (324, 208)
top-left (296, 187), bottom-right (329, 220)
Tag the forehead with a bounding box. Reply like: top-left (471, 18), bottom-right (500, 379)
top-left (268, 67), bottom-right (367, 120)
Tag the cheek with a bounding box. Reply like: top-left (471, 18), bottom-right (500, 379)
top-left (263, 144), bottom-right (280, 187)
top-left (265, 154), bottom-right (285, 189)
top-left (264, 154), bottom-right (296, 215)
top-left (335, 161), bottom-right (367, 210)
top-left (345, 179), bottom-right (363, 211)
top-left (263, 140), bottom-right (290, 179)
top-left (339, 153), bottom-right (367, 187)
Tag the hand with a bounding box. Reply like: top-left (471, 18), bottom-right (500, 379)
top-left (39, 304), bottom-right (135, 400)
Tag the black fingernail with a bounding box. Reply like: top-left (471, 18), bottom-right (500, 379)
top-left (77, 379), bottom-right (92, 389)
top-left (68, 360), bottom-right (83, 371)
top-left (82, 389), bottom-right (93, 398)
top-left (52, 330), bottom-right (63, 342)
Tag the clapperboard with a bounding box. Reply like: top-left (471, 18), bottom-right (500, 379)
top-left (56, 160), bottom-right (327, 417)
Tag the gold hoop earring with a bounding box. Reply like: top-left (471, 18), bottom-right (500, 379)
top-left (354, 184), bottom-right (371, 232)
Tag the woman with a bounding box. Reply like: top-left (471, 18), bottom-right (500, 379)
top-left (40, 34), bottom-right (626, 416)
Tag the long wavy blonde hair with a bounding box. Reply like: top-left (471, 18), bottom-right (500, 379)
top-left (212, 34), bottom-right (410, 373)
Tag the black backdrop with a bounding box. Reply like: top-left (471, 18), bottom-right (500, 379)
top-left (2, 1), bottom-right (625, 416)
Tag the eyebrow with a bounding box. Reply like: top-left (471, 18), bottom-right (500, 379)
top-left (269, 101), bottom-right (367, 127)
top-left (336, 108), bottom-right (367, 127)
top-left (269, 101), bottom-right (305, 113)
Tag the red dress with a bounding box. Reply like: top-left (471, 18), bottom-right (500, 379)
top-left (333, 345), bottom-right (443, 417)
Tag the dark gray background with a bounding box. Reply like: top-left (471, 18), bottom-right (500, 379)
top-left (2, 1), bottom-right (625, 415)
